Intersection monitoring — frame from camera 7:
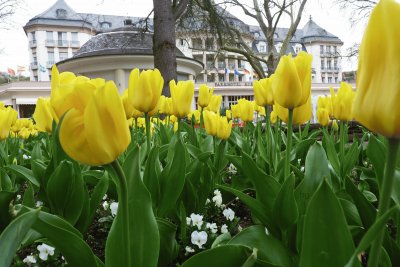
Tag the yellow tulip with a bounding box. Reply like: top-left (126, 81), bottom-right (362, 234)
top-left (59, 80), bottom-right (130, 166)
top-left (317, 95), bottom-right (333, 116)
top-left (273, 95), bottom-right (312, 125)
top-left (254, 76), bottom-right (274, 106)
top-left (33, 97), bottom-right (54, 133)
top-left (169, 115), bottom-right (178, 124)
top-left (332, 120), bottom-right (339, 132)
top-left (217, 116), bottom-right (232, 140)
top-left (231, 104), bottom-right (240, 119)
top-left (128, 68), bottom-right (164, 114)
top-left (204, 95), bottom-right (222, 113)
top-left (317, 108), bottom-right (330, 127)
top-left (226, 110), bottom-right (232, 120)
top-left (331, 82), bottom-right (355, 121)
top-left (237, 99), bottom-right (254, 122)
top-left (159, 96), bottom-right (174, 116)
top-left (0, 107), bottom-right (18, 140)
top-left (170, 80), bottom-right (194, 118)
top-left (353, 0), bottom-right (400, 137)
top-left (198, 84), bottom-right (214, 108)
top-left (272, 51), bottom-right (312, 109)
top-left (203, 110), bottom-right (218, 136)
top-left (122, 89), bottom-right (143, 119)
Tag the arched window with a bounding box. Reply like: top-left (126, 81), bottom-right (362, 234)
top-left (56, 9), bottom-right (67, 18)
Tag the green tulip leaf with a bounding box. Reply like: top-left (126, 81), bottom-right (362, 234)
top-left (300, 179), bottom-right (358, 267)
top-left (5, 164), bottom-right (39, 187)
top-left (0, 190), bottom-right (17, 231)
top-left (143, 147), bottom-right (161, 209)
top-left (322, 129), bottom-right (340, 175)
top-left (366, 135), bottom-right (386, 184)
top-left (157, 218), bottom-right (179, 267)
top-left (0, 209), bottom-right (39, 267)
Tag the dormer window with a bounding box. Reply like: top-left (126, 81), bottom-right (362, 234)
top-left (101, 22), bottom-right (111, 29)
top-left (56, 9), bottom-right (67, 18)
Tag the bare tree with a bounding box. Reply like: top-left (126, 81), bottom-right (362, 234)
top-left (0, 0), bottom-right (18, 29)
top-left (336, 0), bottom-right (377, 24)
top-left (185, 0), bottom-right (307, 78)
top-left (153, 0), bottom-right (190, 96)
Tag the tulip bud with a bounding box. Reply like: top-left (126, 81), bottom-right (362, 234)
top-left (170, 80), bottom-right (194, 118)
top-left (273, 96), bottom-right (312, 125)
top-left (204, 95), bottom-right (222, 113)
top-left (198, 84), bottom-right (214, 108)
top-left (203, 110), bottom-right (218, 136)
top-left (253, 76), bottom-right (274, 107)
top-left (317, 108), bottom-right (330, 127)
top-left (353, 0), bottom-right (400, 137)
top-left (331, 82), bottom-right (355, 121)
top-left (237, 98), bottom-right (254, 122)
top-left (216, 116), bottom-right (232, 140)
top-left (0, 106), bottom-right (18, 140)
top-left (33, 97), bottom-right (54, 133)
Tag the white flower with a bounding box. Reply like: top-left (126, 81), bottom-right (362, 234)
top-left (35, 201), bottom-right (43, 208)
top-left (191, 231), bottom-right (208, 248)
top-left (212, 194), bottom-right (223, 207)
top-left (227, 163), bottom-right (237, 175)
top-left (238, 225), bottom-right (243, 232)
top-left (185, 246), bottom-right (195, 253)
top-left (265, 227), bottom-right (269, 235)
top-left (23, 254), bottom-right (36, 264)
top-left (23, 154), bottom-right (31, 160)
top-left (186, 217), bottom-right (192, 226)
top-left (102, 194), bottom-right (108, 200)
top-left (221, 224), bottom-right (229, 234)
top-left (206, 222), bottom-right (218, 234)
top-left (37, 243), bottom-right (55, 261)
top-left (16, 194), bottom-right (21, 200)
top-left (110, 202), bottom-right (118, 217)
top-left (190, 213), bottom-right (203, 230)
top-left (214, 189), bottom-right (221, 196)
top-left (102, 201), bottom-right (109, 210)
top-left (223, 208), bottom-right (235, 221)
top-left (205, 198), bottom-right (211, 204)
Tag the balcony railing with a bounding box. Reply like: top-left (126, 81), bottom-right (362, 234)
top-left (57, 40), bottom-right (69, 47)
top-left (45, 40), bottom-right (56, 47)
top-left (70, 40), bottom-right (80, 48)
top-left (29, 40), bottom-right (37, 48)
top-left (30, 62), bottom-right (38, 70)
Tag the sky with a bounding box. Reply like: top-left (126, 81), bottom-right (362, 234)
top-left (0, 0), bottom-right (370, 73)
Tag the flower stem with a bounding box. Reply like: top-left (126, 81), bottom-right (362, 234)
top-left (110, 160), bottom-right (131, 266)
top-left (284, 109), bottom-right (293, 180)
top-left (144, 113), bottom-right (151, 153)
top-left (339, 121), bottom-right (346, 180)
top-left (368, 138), bottom-right (400, 267)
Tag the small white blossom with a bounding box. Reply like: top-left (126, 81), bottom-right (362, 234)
top-left (206, 222), bottom-right (218, 234)
top-left (23, 254), bottom-right (36, 264)
top-left (212, 194), bottom-right (222, 207)
top-left (238, 225), bottom-right (243, 232)
top-left (221, 224), bottom-right (229, 234)
top-left (191, 231), bottom-right (208, 248)
top-left (227, 163), bottom-right (237, 175)
top-left (35, 201), bottom-right (43, 208)
top-left (186, 217), bottom-right (192, 226)
top-left (102, 194), bottom-right (108, 200)
top-left (16, 194), bottom-right (21, 200)
top-left (205, 198), bottom-right (211, 204)
top-left (110, 202), bottom-right (118, 217)
top-left (265, 227), bottom-right (269, 235)
top-left (102, 201), bottom-right (109, 210)
top-left (185, 246), bottom-right (195, 254)
top-left (223, 208), bottom-right (235, 221)
top-left (190, 213), bottom-right (203, 230)
top-left (37, 243), bottom-right (55, 261)
top-left (23, 154), bottom-right (31, 160)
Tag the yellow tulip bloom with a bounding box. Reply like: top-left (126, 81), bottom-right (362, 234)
top-left (170, 80), bottom-right (194, 118)
top-left (59, 80), bottom-right (130, 166)
top-left (0, 106), bottom-right (18, 140)
top-left (270, 110), bottom-right (277, 124)
top-left (217, 116), bottom-right (232, 140)
top-left (188, 110), bottom-right (201, 124)
top-left (331, 82), bottom-right (355, 121)
top-left (273, 95), bottom-right (312, 125)
top-left (353, 0), bottom-right (400, 137)
top-left (231, 104), bottom-right (240, 119)
top-left (198, 84), bottom-right (214, 108)
top-left (158, 96), bottom-right (174, 116)
top-left (237, 98), bottom-right (254, 122)
top-left (254, 76), bottom-right (274, 106)
top-left (226, 110), bottom-right (232, 120)
top-left (128, 68), bottom-right (164, 114)
top-left (204, 95), bottom-right (222, 113)
top-left (203, 110), bottom-right (218, 136)
top-left (317, 95), bottom-right (333, 116)
top-left (122, 89), bottom-right (143, 119)
top-left (273, 52), bottom-right (312, 109)
top-left (33, 97), bottom-right (54, 133)
top-left (317, 108), bottom-right (330, 127)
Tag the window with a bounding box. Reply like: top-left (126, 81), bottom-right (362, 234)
top-left (334, 46), bottom-right (337, 54)
top-left (334, 59), bottom-right (338, 69)
top-left (321, 59), bottom-right (325, 70)
top-left (71, 32), bottom-right (78, 41)
top-left (56, 8), bottom-right (67, 18)
top-left (322, 77), bottom-right (325, 83)
top-left (32, 53), bottom-right (37, 64)
top-left (328, 77), bottom-right (332, 83)
top-left (327, 60), bottom-right (332, 70)
top-left (320, 45), bottom-right (324, 54)
top-left (58, 32), bottom-right (67, 46)
top-left (179, 39), bottom-right (185, 46)
top-left (46, 31), bottom-right (53, 40)
top-left (59, 52), bottom-right (68, 61)
top-left (327, 45), bottom-right (331, 53)
top-left (227, 95), bottom-right (254, 108)
top-left (101, 22), bottom-right (111, 29)
top-left (295, 46), bottom-right (301, 54)
top-left (335, 77), bottom-right (338, 83)
top-left (31, 32), bottom-right (36, 41)
top-left (259, 45), bottom-right (266, 53)
top-left (34, 75), bottom-right (38, 81)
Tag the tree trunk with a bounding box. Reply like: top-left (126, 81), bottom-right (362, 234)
top-left (153, 0), bottom-right (177, 97)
